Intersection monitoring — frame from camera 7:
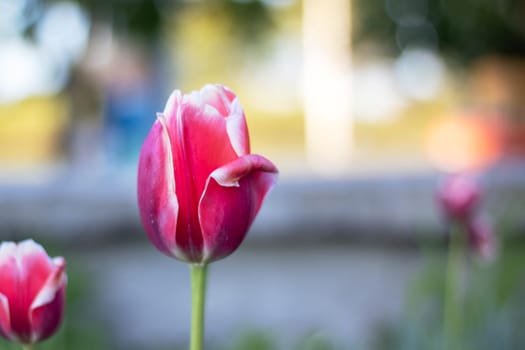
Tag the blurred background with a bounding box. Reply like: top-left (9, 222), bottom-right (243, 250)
top-left (1, 0), bottom-right (525, 349)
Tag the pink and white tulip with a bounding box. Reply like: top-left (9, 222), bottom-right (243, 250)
top-left (137, 84), bottom-right (278, 263)
top-left (0, 240), bottom-right (66, 345)
top-left (437, 173), bottom-right (480, 223)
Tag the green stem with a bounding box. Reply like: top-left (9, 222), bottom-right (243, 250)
top-left (190, 264), bottom-right (208, 350)
top-left (22, 345), bottom-right (34, 350)
top-left (443, 224), bottom-right (464, 350)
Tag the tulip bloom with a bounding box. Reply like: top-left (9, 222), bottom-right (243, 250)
top-left (437, 173), bottom-right (480, 223)
top-left (436, 173), bottom-right (498, 260)
top-left (137, 84), bottom-right (278, 263)
top-left (0, 240), bottom-right (66, 345)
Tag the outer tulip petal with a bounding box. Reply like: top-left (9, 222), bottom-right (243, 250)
top-left (0, 293), bottom-right (13, 341)
top-left (31, 258), bottom-right (66, 311)
top-left (0, 243), bottom-right (18, 341)
top-left (200, 84), bottom-right (232, 117)
top-left (17, 241), bottom-right (56, 304)
top-left (137, 118), bottom-right (183, 259)
top-left (226, 97), bottom-right (250, 156)
top-left (31, 280), bottom-right (66, 342)
top-left (199, 155), bottom-right (278, 262)
top-left (162, 89), bottom-right (182, 119)
top-left (30, 257), bottom-right (66, 342)
top-left (0, 243), bottom-right (17, 299)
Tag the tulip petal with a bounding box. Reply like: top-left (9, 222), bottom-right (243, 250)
top-left (199, 154), bottom-right (278, 262)
top-left (164, 95), bottom-right (241, 261)
top-left (0, 293), bottom-right (13, 342)
top-left (200, 84), bottom-right (232, 117)
top-left (0, 243), bottom-right (16, 283)
top-left (164, 94), bottom-right (248, 194)
top-left (162, 89), bottom-right (182, 119)
top-left (0, 242), bottom-right (19, 341)
top-left (137, 118), bottom-right (183, 259)
top-left (185, 84), bottom-right (250, 156)
top-left (31, 257), bottom-right (66, 310)
top-left (17, 240), bottom-right (56, 303)
top-left (226, 97), bottom-right (250, 156)
top-left (30, 257), bottom-right (66, 342)
top-left (0, 240), bottom-right (56, 343)
top-left (200, 84), bottom-right (250, 156)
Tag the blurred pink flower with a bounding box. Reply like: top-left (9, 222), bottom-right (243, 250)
top-left (437, 173), bottom-right (480, 223)
top-left (0, 240), bottom-right (66, 345)
top-left (137, 84), bottom-right (278, 263)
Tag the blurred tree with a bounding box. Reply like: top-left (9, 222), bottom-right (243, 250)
top-left (353, 0), bottom-right (525, 63)
top-left (23, 0), bottom-right (274, 46)
top-left (11, 0), bottom-right (277, 166)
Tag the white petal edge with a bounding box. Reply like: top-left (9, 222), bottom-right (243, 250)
top-left (30, 257), bottom-right (66, 311)
top-left (206, 155), bottom-right (277, 189)
top-left (183, 90), bottom-right (203, 109)
top-left (225, 97), bottom-right (249, 156)
top-left (15, 240), bottom-right (49, 274)
top-left (188, 85), bottom-right (223, 117)
top-left (164, 85), bottom-right (249, 157)
top-left (201, 85), bottom-right (250, 157)
top-left (163, 90), bottom-right (183, 122)
top-left (200, 84), bottom-right (230, 113)
top-left (155, 114), bottom-right (186, 261)
top-left (0, 242), bottom-right (16, 266)
top-left (208, 167), bottom-right (241, 188)
top-left (16, 239), bottom-right (45, 258)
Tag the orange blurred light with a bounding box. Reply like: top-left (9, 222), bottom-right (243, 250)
top-left (426, 114), bottom-right (502, 172)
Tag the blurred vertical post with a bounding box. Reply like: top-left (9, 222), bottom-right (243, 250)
top-left (303, 0), bottom-right (353, 174)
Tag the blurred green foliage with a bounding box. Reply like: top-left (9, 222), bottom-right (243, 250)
top-left (26, 0), bottom-right (274, 46)
top-left (372, 233), bottom-right (525, 350)
top-left (293, 332), bottom-right (338, 350)
top-left (225, 331), bottom-right (278, 350)
top-left (220, 330), bottom-right (338, 350)
top-left (353, 0), bottom-right (525, 63)
top-left (4, 226), bottom-right (525, 349)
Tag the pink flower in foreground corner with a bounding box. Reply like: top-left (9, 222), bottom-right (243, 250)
top-left (137, 84), bottom-right (278, 263)
top-left (437, 173), bottom-right (480, 223)
top-left (0, 239), bottom-right (67, 345)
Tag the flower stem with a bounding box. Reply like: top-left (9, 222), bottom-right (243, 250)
top-left (190, 264), bottom-right (208, 350)
top-left (443, 224), bottom-right (464, 350)
top-left (22, 345), bottom-right (34, 350)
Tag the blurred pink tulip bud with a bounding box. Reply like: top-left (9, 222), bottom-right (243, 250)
top-left (466, 215), bottom-right (497, 261)
top-left (0, 240), bottom-right (66, 345)
top-left (137, 84), bottom-right (278, 263)
top-left (437, 173), bottom-right (480, 222)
